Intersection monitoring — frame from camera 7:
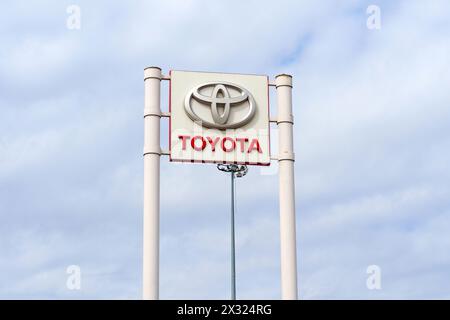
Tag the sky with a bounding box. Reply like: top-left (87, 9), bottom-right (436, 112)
top-left (0, 0), bottom-right (450, 299)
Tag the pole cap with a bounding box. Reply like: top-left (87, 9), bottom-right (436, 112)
top-left (275, 74), bottom-right (293, 88)
top-left (144, 67), bottom-right (162, 80)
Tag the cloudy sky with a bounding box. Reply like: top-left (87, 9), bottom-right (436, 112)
top-left (1, 0), bottom-right (450, 299)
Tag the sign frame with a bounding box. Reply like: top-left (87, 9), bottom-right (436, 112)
top-left (168, 70), bottom-right (271, 166)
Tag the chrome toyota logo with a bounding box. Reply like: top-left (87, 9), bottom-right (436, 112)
top-left (184, 82), bottom-right (256, 130)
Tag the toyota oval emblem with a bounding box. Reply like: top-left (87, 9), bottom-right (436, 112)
top-left (184, 82), bottom-right (256, 130)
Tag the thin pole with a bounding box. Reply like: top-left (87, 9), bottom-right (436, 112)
top-left (143, 66), bottom-right (161, 300)
top-left (275, 74), bottom-right (298, 300)
top-left (218, 164), bottom-right (247, 300)
top-left (230, 171), bottom-right (236, 300)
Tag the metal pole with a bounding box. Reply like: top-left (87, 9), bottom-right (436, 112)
top-left (230, 171), bottom-right (236, 300)
top-left (275, 74), bottom-right (298, 300)
top-left (143, 66), bottom-right (162, 300)
top-left (218, 164), bottom-right (247, 300)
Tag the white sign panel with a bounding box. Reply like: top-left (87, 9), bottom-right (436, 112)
top-left (170, 70), bottom-right (270, 165)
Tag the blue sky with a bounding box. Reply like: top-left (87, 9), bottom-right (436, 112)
top-left (1, 0), bottom-right (450, 299)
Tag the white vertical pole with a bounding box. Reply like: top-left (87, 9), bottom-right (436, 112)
top-left (275, 74), bottom-right (298, 300)
top-left (143, 66), bottom-right (162, 300)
